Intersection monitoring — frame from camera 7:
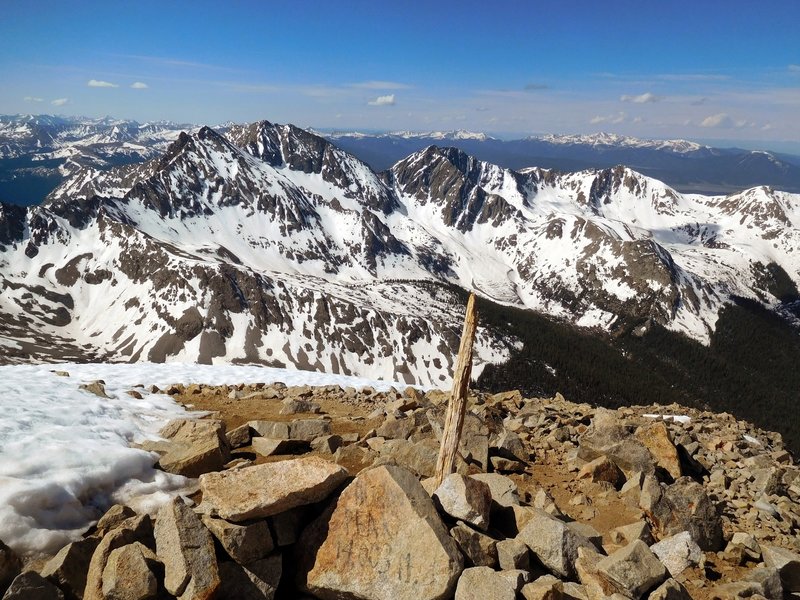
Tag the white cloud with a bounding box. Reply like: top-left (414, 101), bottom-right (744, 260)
top-left (87, 79), bottom-right (119, 88)
top-left (699, 113), bottom-right (752, 129)
top-left (590, 112), bottom-right (626, 124)
top-left (620, 92), bottom-right (661, 103)
top-left (368, 94), bottom-right (396, 106)
top-left (130, 82), bottom-right (148, 89)
top-left (51, 98), bottom-right (68, 106)
top-left (789, 64), bottom-right (800, 72)
top-left (350, 81), bottom-right (411, 90)
top-left (700, 113), bottom-right (734, 128)
top-left (632, 116), bottom-right (644, 124)
top-left (23, 96), bottom-right (43, 102)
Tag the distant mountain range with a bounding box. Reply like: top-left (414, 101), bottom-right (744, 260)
top-left (323, 129), bottom-right (800, 195)
top-left (1, 119), bottom-right (799, 389)
top-left (2, 116), bottom-right (800, 207)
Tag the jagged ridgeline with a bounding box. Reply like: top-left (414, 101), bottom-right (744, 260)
top-left (0, 120), bottom-right (799, 450)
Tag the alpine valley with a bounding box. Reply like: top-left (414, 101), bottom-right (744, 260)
top-left (1, 118), bottom-right (800, 448)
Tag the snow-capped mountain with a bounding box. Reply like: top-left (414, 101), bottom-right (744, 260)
top-left (1, 121), bottom-right (798, 385)
top-left (531, 132), bottom-right (711, 155)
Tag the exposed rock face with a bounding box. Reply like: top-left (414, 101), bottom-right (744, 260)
top-left (299, 465), bottom-right (463, 600)
top-left (154, 498), bottom-right (219, 600)
top-left (650, 531), bottom-right (703, 577)
top-left (636, 421), bottom-right (682, 480)
top-left (201, 516), bottom-right (273, 565)
top-left (199, 456), bottom-right (348, 521)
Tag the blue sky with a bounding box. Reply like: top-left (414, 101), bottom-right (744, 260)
top-left (2, 0), bottom-right (799, 150)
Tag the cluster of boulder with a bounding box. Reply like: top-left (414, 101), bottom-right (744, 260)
top-left (1, 382), bottom-right (799, 599)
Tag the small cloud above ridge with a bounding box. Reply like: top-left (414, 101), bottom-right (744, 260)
top-left (368, 94), bottom-right (396, 106)
top-left (51, 98), bottom-right (68, 106)
top-left (620, 92), bottom-right (660, 103)
top-left (131, 82), bottom-right (149, 89)
top-left (88, 79), bottom-right (119, 88)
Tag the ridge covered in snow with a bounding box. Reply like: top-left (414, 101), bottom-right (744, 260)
top-left (1, 120), bottom-right (799, 385)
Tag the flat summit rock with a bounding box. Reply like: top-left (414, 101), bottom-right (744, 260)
top-left (300, 465), bottom-right (463, 600)
top-left (199, 456), bottom-right (347, 521)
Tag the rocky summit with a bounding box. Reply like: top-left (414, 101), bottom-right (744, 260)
top-left (1, 378), bottom-right (799, 599)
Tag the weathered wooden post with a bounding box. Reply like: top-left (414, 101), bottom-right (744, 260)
top-left (434, 293), bottom-right (478, 487)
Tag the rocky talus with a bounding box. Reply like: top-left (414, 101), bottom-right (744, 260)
top-left (2, 381), bottom-right (800, 599)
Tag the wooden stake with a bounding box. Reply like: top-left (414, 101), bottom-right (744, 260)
top-left (434, 293), bottom-right (478, 487)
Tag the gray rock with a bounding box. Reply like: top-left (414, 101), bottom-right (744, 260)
top-left (217, 555), bottom-right (282, 600)
top-left (595, 540), bottom-right (667, 599)
top-left (490, 456), bottom-right (526, 473)
top-left (2, 572), bottom-right (65, 600)
top-left (517, 508), bottom-right (597, 580)
top-left (40, 537), bottom-right (99, 599)
top-left (469, 473), bottom-right (520, 508)
top-left (0, 539), bottom-right (22, 595)
top-left (578, 411), bottom-right (656, 476)
top-left (762, 544), bottom-right (800, 592)
top-left (154, 498), bottom-right (219, 600)
top-left (269, 507), bottom-right (307, 547)
top-left (455, 566), bottom-right (516, 600)
top-left (250, 437), bottom-right (308, 457)
top-left (650, 531), bottom-right (703, 577)
top-left (299, 465), bottom-right (463, 600)
top-left (641, 476), bottom-right (723, 551)
top-left (449, 522), bottom-right (498, 568)
top-left (491, 429), bottom-right (528, 463)
top-left (565, 522), bottom-right (602, 550)
top-left (433, 474), bottom-right (492, 531)
top-left (280, 398), bottom-right (320, 415)
top-left (748, 567), bottom-right (784, 600)
top-left (376, 415), bottom-right (415, 440)
top-left (496, 538), bottom-right (530, 571)
top-left (101, 542), bottom-right (157, 600)
top-left (79, 381), bottom-right (110, 398)
top-left (376, 438), bottom-right (443, 478)
top-left (201, 516), bottom-right (273, 564)
top-left (288, 419), bottom-right (331, 442)
top-left (199, 456), bottom-right (347, 521)
top-left (248, 421), bottom-right (289, 439)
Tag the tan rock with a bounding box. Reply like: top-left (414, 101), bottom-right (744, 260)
top-left (200, 456), bottom-right (347, 521)
top-left (300, 465), bottom-right (463, 600)
top-left (517, 508), bottom-right (597, 580)
top-left (636, 422), bottom-right (682, 480)
top-left (101, 542), bottom-right (157, 600)
top-left (520, 575), bottom-right (564, 600)
top-left (84, 515), bottom-right (153, 600)
top-left (154, 498), bottom-right (219, 600)
top-left (455, 566), bottom-right (516, 600)
top-left (449, 522), bottom-right (498, 568)
top-left (96, 505), bottom-right (136, 535)
top-left (158, 419), bottom-right (230, 478)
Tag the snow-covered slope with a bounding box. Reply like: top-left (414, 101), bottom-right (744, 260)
top-left (1, 122), bottom-right (798, 383)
